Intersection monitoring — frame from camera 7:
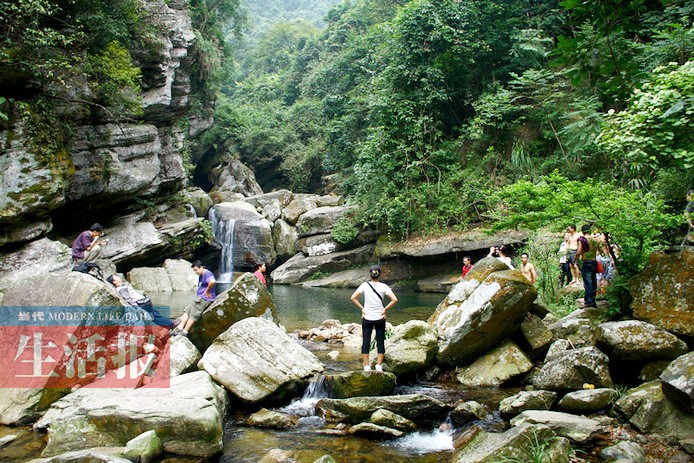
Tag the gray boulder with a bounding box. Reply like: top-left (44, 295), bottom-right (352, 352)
top-left (454, 422), bottom-right (570, 463)
top-left (456, 340), bottom-right (533, 387)
top-left (0, 238), bottom-right (71, 291)
top-left (558, 388), bottom-right (618, 412)
top-left (198, 317), bottom-right (323, 403)
top-left (163, 259), bottom-right (199, 291)
top-left (660, 352), bottom-right (694, 413)
top-left (0, 388), bottom-right (69, 426)
top-left (2, 272), bottom-right (121, 307)
top-left (600, 441), bottom-right (645, 463)
top-left (348, 422), bottom-right (403, 439)
top-left (243, 190), bottom-right (294, 209)
top-left (548, 318), bottom-right (596, 348)
top-left (299, 268), bottom-right (366, 289)
top-left (499, 391), bottom-right (558, 417)
top-left (375, 230), bottom-right (526, 259)
top-left (210, 202), bottom-right (276, 268)
top-left (316, 194), bottom-right (344, 207)
top-left (612, 381), bottom-right (694, 442)
top-left (533, 347), bottom-right (613, 391)
top-left (0, 219), bottom-right (52, 248)
top-left (97, 214), bottom-right (165, 264)
top-left (247, 409), bottom-right (297, 429)
top-left (127, 267), bottom-right (172, 292)
top-left (510, 410), bottom-right (602, 443)
top-left (519, 313), bottom-right (553, 358)
top-left (545, 340), bottom-right (572, 362)
top-left (416, 274), bottom-right (461, 293)
top-left (272, 219), bottom-right (298, 259)
top-left (270, 245), bottom-right (375, 284)
top-left (370, 409), bottom-right (416, 432)
top-left (282, 196), bottom-right (318, 225)
top-left (209, 158), bottom-right (263, 197)
top-left (169, 335), bottom-right (201, 377)
top-left (629, 247), bottom-right (693, 337)
top-left (34, 371), bottom-right (227, 457)
top-left (596, 320), bottom-right (688, 361)
top-left (450, 401), bottom-right (490, 426)
top-left (189, 272), bottom-right (278, 352)
top-left (184, 187), bottom-right (214, 217)
top-left (316, 394), bottom-right (449, 425)
top-left (429, 257), bottom-right (537, 366)
top-left (124, 430), bottom-right (162, 463)
top-left (324, 371), bottom-right (396, 399)
top-left (261, 199), bottom-right (282, 223)
top-left (380, 320), bottom-right (438, 375)
top-left (296, 205), bottom-right (355, 238)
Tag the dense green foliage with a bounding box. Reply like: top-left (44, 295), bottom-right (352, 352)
top-left (218, 0), bottom-right (691, 255)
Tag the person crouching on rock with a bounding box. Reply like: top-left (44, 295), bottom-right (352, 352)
top-left (350, 265), bottom-right (397, 372)
top-left (172, 260), bottom-right (216, 337)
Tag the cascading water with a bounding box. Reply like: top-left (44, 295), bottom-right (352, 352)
top-left (280, 375), bottom-right (330, 418)
top-left (209, 208), bottom-right (235, 283)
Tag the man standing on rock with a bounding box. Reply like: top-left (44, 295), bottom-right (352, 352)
top-left (576, 225), bottom-right (599, 308)
top-left (567, 224), bottom-right (580, 285)
top-left (520, 253), bottom-right (537, 286)
top-left (350, 265), bottom-right (397, 372)
top-left (71, 223), bottom-right (108, 265)
top-left (172, 261), bottom-right (216, 337)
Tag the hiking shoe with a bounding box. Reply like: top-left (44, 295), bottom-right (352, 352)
top-left (363, 364), bottom-right (371, 371)
top-left (375, 364), bottom-right (383, 372)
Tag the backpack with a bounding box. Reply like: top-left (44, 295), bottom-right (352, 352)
top-left (578, 235), bottom-right (590, 253)
top-left (72, 262), bottom-right (104, 281)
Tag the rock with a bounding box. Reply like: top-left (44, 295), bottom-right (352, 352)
top-left (529, 302), bottom-right (550, 318)
top-left (533, 347), bottom-right (613, 391)
top-left (189, 272), bottom-right (278, 352)
top-left (545, 340), bottom-right (572, 362)
top-left (198, 317), bottom-right (323, 403)
top-left (169, 335), bottom-right (201, 377)
top-left (429, 257), bottom-right (537, 366)
top-left (184, 187), bottom-right (214, 217)
top-left (454, 422), bottom-right (570, 463)
top-left (26, 449), bottom-right (132, 463)
top-left (456, 341), bottom-right (534, 387)
top-left (596, 320), bottom-right (688, 361)
top-left (638, 360), bottom-right (671, 382)
top-left (210, 202), bottom-right (276, 268)
top-left (348, 422), bottom-right (404, 439)
top-left (128, 267), bottom-right (172, 292)
top-left (0, 434), bottom-right (17, 448)
top-left (600, 441), bottom-right (645, 463)
top-left (272, 219), bottom-right (298, 259)
top-left (519, 313), bottom-right (553, 358)
top-left (510, 410), bottom-right (602, 443)
top-left (0, 388), bottom-right (69, 426)
top-left (282, 197), bottom-right (318, 225)
top-left (0, 219), bottom-right (53, 248)
top-left (629, 247), bottom-right (693, 337)
top-left (558, 388), bottom-right (618, 412)
top-left (209, 158), bottom-right (263, 197)
top-left (327, 351), bottom-right (340, 361)
top-left (313, 455), bottom-right (337, 463)
top-left (375, 230), bottom-right (526, 259)
top-left (379, 320), bottom-right (437, 376)
top-left (297, 234), bottom-right (339, 256)
top-left (659, 352), bottom-right (694, 413)
top-left (316, 194), bottom-right (344, 207)
top-left (34, 371), bottom-right (227, 457)
top-left (612, 381), bottom-right (694, 442)
top-left (450, 401), bottom-right (490, 426)
top-left (296, 206), bottom-right (355, 238)
top-left (0, 238), bottom-right (71, 291)
top-left (244, 190), bottom-right (294, 210)
top-left (548, 318), bottom-right (596, 348)
top-left (270, 245), bottom-right (375, 284)
top-left (258, 448), bottom-right (294, 463)
top-left (498, 391), bottom-right (558, 417)
top-left (247, 409), bottom-right (297, 429)
top-left (124, 430), bottom-right (162, 463)
top-left (299, 268), bottom-right (367, 289)
top-left (163, 259), bottom-right (199, 291)
top-left (324, 371), bottom-right (396, 399)
top-left (370, 409), bottom-right (417, 432)
top-left (261, 199), bottom-right (282, 223)
top-left (416, 274), bottom-right (461, 293)
top-left (2, 272), bottom-right (121, 307)
top-left (97, 214), bottom-right (166, 265)
top-left (316, 394), bottom-right (449, 425)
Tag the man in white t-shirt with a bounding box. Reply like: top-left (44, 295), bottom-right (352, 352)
top-left (350, 265), bottom-right (398, 372)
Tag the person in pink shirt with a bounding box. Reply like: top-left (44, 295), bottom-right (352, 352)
top-left (461, 256), bottom-right (474, 277)
top-left (253, 262), bottom-right (267, 285)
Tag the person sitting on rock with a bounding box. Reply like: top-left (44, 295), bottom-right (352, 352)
top-left (172, 260), bottom-right (216, 337)
top-left (488, 245), bottom-right (514, 269)
top-left (253, 262), bottom-right (267, 285)
top-left (106, 274), bottom-right (175, 328)
top-left (350, 265), bottom-right (398, 372)
top-left (72, 223), bottom-right (108, 265)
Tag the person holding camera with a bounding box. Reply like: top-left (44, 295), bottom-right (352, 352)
top-left (350, 265), bottom-right (398, 372)
top-left (71, 223), bottom-right (108, 264)
top-left (488, 245), bottom-right (514, 269)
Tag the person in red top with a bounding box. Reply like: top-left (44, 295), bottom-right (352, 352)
top-left (461, 256), bottom-right (474, 277)
top-left (253, 262), bottom-right (267, 285)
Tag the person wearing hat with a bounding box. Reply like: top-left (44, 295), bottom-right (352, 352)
top-left (350, 265), bottom-right (398, 372)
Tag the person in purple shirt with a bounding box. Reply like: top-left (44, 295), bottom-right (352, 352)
top-left (71, 223), bottom-right (108, 264)
top-left (172, 260), bottom-right (216, 337)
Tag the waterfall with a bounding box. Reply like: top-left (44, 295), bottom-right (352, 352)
top-left (280, 375), bottom-right (330, 416)
top-left (209, 208), bottom-right (235, 283)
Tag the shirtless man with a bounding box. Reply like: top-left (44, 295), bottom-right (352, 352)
top-left (520, 253), bottom-right (537, 286)
top-left (567, 224), bottom-right (580, 284)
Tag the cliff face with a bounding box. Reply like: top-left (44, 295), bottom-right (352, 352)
top-left (0, 0), bottom-right (212, 247)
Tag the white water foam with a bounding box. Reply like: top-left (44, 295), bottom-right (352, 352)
top-left (280, 375), bottom-right (330, 417)
top-left (390, 427), bottom-right (455, 453)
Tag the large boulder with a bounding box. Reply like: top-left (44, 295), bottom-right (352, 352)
top-left (380, 320), bottom-right (438, 376)
top-left (557, 388), bottom-right (618, 412)
top-left (189, 272), bottom-right (278, 352)
top-left (169, 335), bottom-right (201, 377)
top-left (596, 320), bottom-right (688, 361)
top-left (348, 422), bottom-right (404, 439)
top-left (600, 441), bottom-right (645, 463)
top-left (183, 187), bottom-right (214, 218)
top-left (316, 394), bottom-right (449, 425)
top-left (375, 230), bottom-right (526, 259)
top-left (659, 352), bottom-right (694, 413)
top-left (369, 409), bottom-right (416, 432)
top-left (612, 381), bottom-right (694, 442)
top-left (323, 371), bottom-right (396, 399)
top-left (629, 247), bottom-right (693, 337)
top-left (270, 245), bottom-right (375, 285)
top-left (198, 317), bottom-right (323, 403)
top-left (453, 423), bottom-right (570, 463)
top-left (246, 409), bottom-right (297, 429)
top-left (243, 190), bottom-right (294, 209)
top-left (209, 158), bottom-right (263, 197)
top-left (282, 196), bottom-right (318, 225)
top-left (34, 371), bottom-right (228, 457)
top-left (272, 219), bottom-right (298, 259)
top-left (429, 258), bottom-right (537, 366)
top-left (0, 388), bottom-right (69, 426)
top-left (2, 272), bottom-right (121, 307)
top-left (533, 347), bottom-right (613, 391)
top-left (450, 401), bottom-right (490, 426)
top-left (299, 268), bottom-right (366, 289)
top-left (296, 206), bottom-right (355, 238)
top-left (456, 341), bottom-right (533, 387)
top-left (498, 391), bottom-right (558, 417)
top-left (0, 238), bottom-right (71, 291)
top-left (518, 313), bottom-right (553, 358)
top-left (209, 202), bottom-right (276, 268)
top-left (510, 410), bottom-right (602, 443)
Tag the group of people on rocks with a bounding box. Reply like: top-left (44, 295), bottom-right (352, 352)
top-left (70, 223), bottom-right (270, 338)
